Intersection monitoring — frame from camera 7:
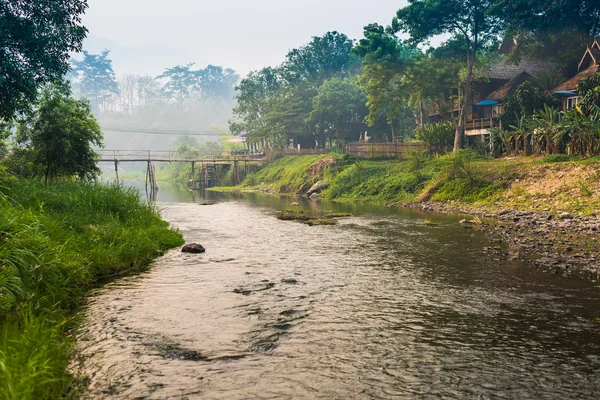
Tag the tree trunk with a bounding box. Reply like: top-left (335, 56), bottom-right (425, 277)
top-left (419, 101), bottom-right (424, 129)
top-left (455, 53), bottom-right (474, 153)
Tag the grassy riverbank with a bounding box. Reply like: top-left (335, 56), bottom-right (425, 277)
top-left (0, 176), bottom-right (184, 399)
top-left (213, 151), bottom-right (600, 216)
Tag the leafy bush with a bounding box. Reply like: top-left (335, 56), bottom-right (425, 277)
top-left (416, 121), bottom-right (454, 150)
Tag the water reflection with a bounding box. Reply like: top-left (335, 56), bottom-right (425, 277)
top-left (76, 184), bottom-right (600, 399)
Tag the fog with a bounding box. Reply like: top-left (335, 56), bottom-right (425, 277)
top-left (76, 0), bottom-right (409, 151)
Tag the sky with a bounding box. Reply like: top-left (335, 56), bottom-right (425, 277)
top-left (82, 0), bottom-right (409, 78)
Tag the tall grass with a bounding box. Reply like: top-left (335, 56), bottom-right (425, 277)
top-left (0, 177), bottom-right (184, 399)
top-left (230, 150), bottom-right (503, 205)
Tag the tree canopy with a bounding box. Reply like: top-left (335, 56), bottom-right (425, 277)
top-left (394, 0), bottom-right (505, 150)
top-left (15, 82), bottom-right (103, 183)
top-left (71, 50), bottom-right (119, 113)
top-left (231, 31), bottom-right (374, 148)
top-left (0, 0), bottom-right (88, 120)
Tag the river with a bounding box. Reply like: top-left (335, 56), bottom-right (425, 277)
top-left (75, 183), bottom-right (600, 399)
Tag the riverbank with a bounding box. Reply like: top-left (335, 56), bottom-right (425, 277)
top-left (0, 176), bottom-right (184, 399)
top-left (212, 151), bottom-right (600, 278)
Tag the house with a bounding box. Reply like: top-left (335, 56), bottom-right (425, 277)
top-left (466, 72), bottom-right (538, 140)
top-left (430, 36), bottom-right (555, 139)
top-left (552, 38), bottom-right (600, 109)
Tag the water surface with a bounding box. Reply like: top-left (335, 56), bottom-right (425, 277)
top-left (77, 187), bottom-right (600, 399)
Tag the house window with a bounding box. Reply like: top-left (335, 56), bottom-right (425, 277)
top-left (492, 105), bottom-right (504, 116)
top-left (566, 96), bottom-right (580, 109)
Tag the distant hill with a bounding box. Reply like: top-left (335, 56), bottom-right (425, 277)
top-left (75, 34), bottom-right (204, 78)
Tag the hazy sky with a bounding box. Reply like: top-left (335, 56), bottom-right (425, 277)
top-left (83, 0), bottom-right (409, 77)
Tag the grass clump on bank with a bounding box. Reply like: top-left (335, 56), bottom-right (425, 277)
top-left (0, 177), bottom-right (184, 399)
top-left (219, 150), bottom-right (600, 216)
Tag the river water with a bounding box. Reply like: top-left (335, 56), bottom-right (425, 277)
top-left (76, 184), bottom-right (600, 399)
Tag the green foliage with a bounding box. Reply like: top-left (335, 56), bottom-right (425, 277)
top-left (71, 50), bottom-right (119, 113)
top-left (433, 176), bottom-right (500, 202)
top-left (308, 78), bottom-right (368, 143)
top-left (407, 150), bottom-right (430, 171)
top-left (499, 80), bottom-right (560, 128)
top-left (282, 31), bottom-right (360, 85)
top-left (196, 65), bottom-right (239, 99)
top-left (502, 1), bottom-right (600, 38)
top-left (0, 179), bottom-right (183, 398)
top-left (531, 105), bottom-right (562, 154)
top-left (557, 107), bottom-right (600, 156)
top-left (0, 314), bottom-right (72, 400)
top-left (14, 82), bottom-right (103, 183)
top-left (577, 73), bottom-right (600, 116)
top-left (541, 154), bottom-right (578, 163)
top-left (231, 32), bottom-right (362, 148)
top-left (0, 0), bottom-right (88, 120)
top-left (416, 121), bottom-right (454, 149)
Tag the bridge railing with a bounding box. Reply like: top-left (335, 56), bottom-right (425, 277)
top-left (97, 150), bottom-right (266, 162)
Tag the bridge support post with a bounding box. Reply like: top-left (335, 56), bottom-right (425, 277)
top-left (114, 160), bottom-right (119, 183)
top-left (191, 162), bottom-right (195, 189)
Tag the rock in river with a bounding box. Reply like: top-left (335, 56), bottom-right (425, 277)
top-left (306, 180), bottom-right (329, 197)
top-left (182, 243), bottom-right (206, 253)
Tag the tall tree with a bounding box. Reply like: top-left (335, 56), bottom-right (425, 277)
top-left (156, 63), bottom-right (198, 105)
top-left (196, 65), bottom-right (239, 99)
top-left (500, 0), bottom-right (600, 38)
top-left (72, 50), bottom-right (119, 114)
top-left (282, 31), bottom-right (360, 86)
top-left (230, 67), bottom-right (282, 139)
top-left (0, 0), bottom-right (88, 120)
top-left (394, 0), bottom-right (505, 151)
top-left (15, 82), bottom-right (103, 183)
top-left (354, 24), bottom-right (414, 135)
top-left (308, 78), bottom-right (368, 144)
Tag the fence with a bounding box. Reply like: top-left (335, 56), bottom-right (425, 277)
top-left (345, 142), bottom-right (428, 159)
top-left (264, 148), bottom-right (330, 158)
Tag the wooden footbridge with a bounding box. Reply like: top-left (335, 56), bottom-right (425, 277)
top-left (97, 150), bottom-right (266, 190)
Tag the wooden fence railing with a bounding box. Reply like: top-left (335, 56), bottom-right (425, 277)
top-left (264, 148), bottom-right (330, 158)
top-left (345, 142), bottom-right (428, 159)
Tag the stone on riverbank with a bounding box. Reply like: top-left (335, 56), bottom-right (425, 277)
top-left (182, 243), bottom-right (206, 253)
top-left (306, 180), bottom-right (329, 198)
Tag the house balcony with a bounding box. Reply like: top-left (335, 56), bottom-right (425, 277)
top-left (465, 116), bottom-right (499, 136)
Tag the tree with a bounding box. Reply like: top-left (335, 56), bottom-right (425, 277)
top-left (15, 82), bottom-right (103, 183)
top-left (156, 63), bottom-right (198, 105)
top-left (500, 0), bottom-right (600, 38)
top-left (0, 0), bottom-right (88, 120)
top-left (308, 78), bottom-right (368, 144)
top-left (231, 32), bottom-right (361, 148)
top-left (354, 24), bottom-right (462, 138)
top-left (196, 65), bottom-right (239, 99)
top-left (354, 24), bottom-right (411, 134)
top-left (72, 50), bottom-right (119, 114)
top-left (230, 67), bottom-right (283, 140)
top-left (394, 0), bottom-right (505, 151)
top-left (282, 31), bottom-right (360, 86)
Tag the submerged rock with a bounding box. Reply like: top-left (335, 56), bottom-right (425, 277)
top-left (182, 243), bottom-right (206, 253)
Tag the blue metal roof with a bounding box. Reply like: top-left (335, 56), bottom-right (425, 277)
top-left (553, 90), bottom-right (577, 96)
top-left (476, 99), bottom-right (500, 106)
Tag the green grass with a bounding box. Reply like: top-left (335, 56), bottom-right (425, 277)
top-left (0, 176), bottom-right (184, 399)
